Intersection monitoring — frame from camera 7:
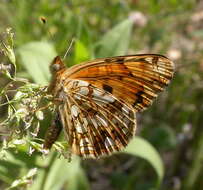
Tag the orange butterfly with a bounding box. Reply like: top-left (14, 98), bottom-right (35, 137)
top-left (43, 54), bottom-right (174, 159)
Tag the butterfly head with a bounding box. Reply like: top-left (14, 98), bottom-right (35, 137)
top-left (50, 56), bottom-right (65, 74)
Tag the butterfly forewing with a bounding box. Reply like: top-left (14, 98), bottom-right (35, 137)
top-left (59, 54), bottom-right (174, 112)
top-left (46, 54), bottom-right (174, 159)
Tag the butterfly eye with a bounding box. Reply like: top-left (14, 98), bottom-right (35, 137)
top-left (50, 63), bottom-right (61, 72)
top-left (50, 56), bottom-right (65, 73)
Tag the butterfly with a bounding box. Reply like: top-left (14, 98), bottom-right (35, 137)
top-left (43, 54), bottom-right (174, 159)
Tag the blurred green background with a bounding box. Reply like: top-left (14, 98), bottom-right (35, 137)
top-left (0, 0), bottom-right (203, 190)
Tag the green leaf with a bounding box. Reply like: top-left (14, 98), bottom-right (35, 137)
top-left (63, 157), bottom-right (90, 190)
top-left (28, 155), bottom-right (89, 190)
top-left (43, 157), bottom-right (81, 190)
top-left (76, 19), bottom-right (92, 50)
top-left (2, 28), bottom-right (16, 65)
top-left (0, 150), bottom-right (37, 184)
top-left (96, 19), bottom-right (133, 58)
top-left (7, 168), bottom-right (37, 190)
top-left (18, 41), bottom-right (57, 85)
top-left (123, 137), bottom-right (164, 186)
top-left (74, 40), bottom-right (90, 65)
top-left (0, 159), bottom-right (21, 184)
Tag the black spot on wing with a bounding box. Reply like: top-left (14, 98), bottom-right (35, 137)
top-left (133, 91), bottom-right (144, 106)
top-left (152, 56), bottom-right (159, 64)
top-left (103, 84), bottom-right (113, 93)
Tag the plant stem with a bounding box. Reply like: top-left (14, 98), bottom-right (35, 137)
top-left (40, 152), bottom-right (57, 190)
top-left (182, 116), bottom-right (203, 190)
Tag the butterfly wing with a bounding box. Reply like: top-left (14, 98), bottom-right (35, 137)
top-left (63, 54), bottom-right (174, 112)
top-left (48, 54), bottom-right (174, 158)
top-left (58, 80), bottom-right (136, 158)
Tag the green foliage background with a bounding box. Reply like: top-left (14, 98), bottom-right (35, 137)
top-left (0, 0), bottom-right (203, 190)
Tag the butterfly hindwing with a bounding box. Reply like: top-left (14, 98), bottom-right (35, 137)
top-left (58, 80), bottom-right (136, 158)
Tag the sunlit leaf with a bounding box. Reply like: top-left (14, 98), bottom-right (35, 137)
top-left (96, 19), bottom-right (133, 57)
top-left (28, 154), bottom-right (89, 190)
top-left (18, 42), bottom-right (57, 85)
top-left (74, 40), bottom-right (90, 65)
top-left (124, 137), bottom-right (164, 186)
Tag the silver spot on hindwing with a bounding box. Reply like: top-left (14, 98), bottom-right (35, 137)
top-left (71, 105), bottom-right (79, 117)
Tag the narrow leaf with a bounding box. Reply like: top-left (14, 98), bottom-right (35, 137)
top-left (124, 137), bottom-right (164, 186)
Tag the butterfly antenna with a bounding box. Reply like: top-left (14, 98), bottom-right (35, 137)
top-left (63, 38), bottom-right (75, 60)
top-left (39, 17), bottom-right (75, 60)
top-left (39, 16), bottom-right (53, 41)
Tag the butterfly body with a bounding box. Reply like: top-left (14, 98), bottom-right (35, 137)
top-left (44, 54), bottom-right (174, 159)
